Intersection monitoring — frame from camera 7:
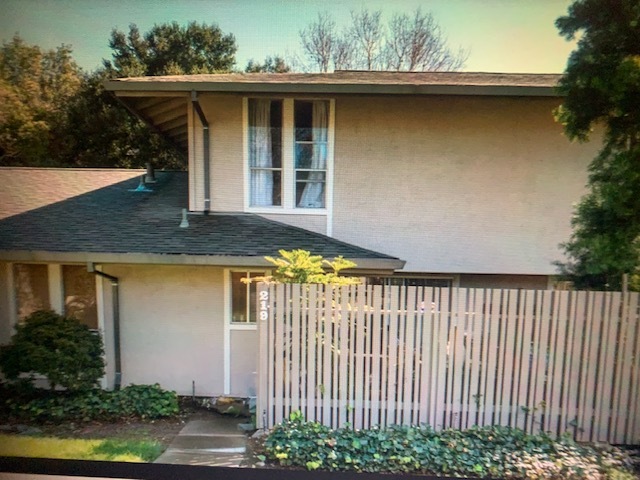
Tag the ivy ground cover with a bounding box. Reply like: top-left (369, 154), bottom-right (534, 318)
top-left (262, 413), bottom-right (638, 479)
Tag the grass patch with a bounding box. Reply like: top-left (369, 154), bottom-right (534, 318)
top-left (93, 439), bottom-right (164, 462)
top-left (0, 434), bottom-right (163, 462)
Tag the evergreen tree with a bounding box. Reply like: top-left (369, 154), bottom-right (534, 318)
top-left (555, 0), bottom-right (640, 290)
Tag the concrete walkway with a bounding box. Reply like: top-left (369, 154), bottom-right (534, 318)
top-left (154, 413), bottom-right (250, 467)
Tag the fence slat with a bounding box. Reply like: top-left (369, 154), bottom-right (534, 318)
top-left (414, 287), bottom-right (428, 425)
top-left (553, 291), bottom-right (571, 435)
top-left (402, 287), bottom-right (417, 425)
top-left (355, 286), bottom-right (367, 428)
top-left (334, 286), bottom-right (355, 427)
top-left (385, 287), bottom-right (400, 425)
top-left (432, 288), bottom-right (450, 429)
top-left (515, 290), bottom-right (534, 431)
top-left (370, 286), bottom-right (383, 427)
top-left (290, 284), bottom-right (301, 414)
top-left (466, 289), bottom-right (483, 427)
top-left (483, 289), bottom-right (501, 426)
top-left (628, 293), bottom-right (640, 443)
top-left (562, 292), bottom-right (582, 437)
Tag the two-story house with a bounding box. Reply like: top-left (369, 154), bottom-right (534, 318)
top-left (0, 71), bottom-right (598, 397)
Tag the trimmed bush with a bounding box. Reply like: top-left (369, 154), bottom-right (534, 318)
top-left (263, 412), bottom-right (636, 478)
top-left (0, 310), bottom-right (104, 391)
top-left (0, 383), bottom-right (179, 423)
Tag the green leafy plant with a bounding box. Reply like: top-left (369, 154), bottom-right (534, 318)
top-left (111, 384), bottom-right (179, 419)
top-left (246, 249), bottom-right (361, 285)
top-left (0, 382), bottom-right (178, 423)
top-left (262, 412), bottom-right (636, 478)
top-left (0, 310), bottom-right (105, 391)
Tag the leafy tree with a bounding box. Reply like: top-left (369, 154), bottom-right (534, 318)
top-left (554, 0), bottom-right (640, 290)
top-left (64, 69), bottom-right (183, 168)
top-left (0, 310), bottom-right (105, 391)
top-left (299, 9), bottom-right (467, 72)
top-left (104, 21), bottom-right (237, 77)
top-left (245, 55), bottom-right (290, 73)
top-left (0, 35), bottom-right (81, 166)
top-left (247, 249), bottom-right (361, 285)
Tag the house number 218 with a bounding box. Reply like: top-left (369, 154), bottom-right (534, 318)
top-left (259, 289), bottom-right (269, 321)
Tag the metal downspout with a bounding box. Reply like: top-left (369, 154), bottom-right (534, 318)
top-left (191, 91), bottom-right (211, 213)
top-left (87, 263), bottom-right (122, 391)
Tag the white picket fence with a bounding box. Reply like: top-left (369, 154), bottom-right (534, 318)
top-left (256, 284), bottom-right (640, 444)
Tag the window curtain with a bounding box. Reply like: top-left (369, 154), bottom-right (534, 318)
top-left (250, 99), bottom-right (273, 206)
top-left (299, 101), bottom-right (327, 208)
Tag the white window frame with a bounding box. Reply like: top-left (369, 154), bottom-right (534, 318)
top-left (242, 97), bottom-right (335, 216)
top-left (223, 268), bottom-right (269, 394)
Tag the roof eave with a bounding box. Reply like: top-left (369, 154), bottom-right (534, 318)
top-left (105, 81), bottom-right (559, 98)
top-left (0, 250), bottom-right (405, 271)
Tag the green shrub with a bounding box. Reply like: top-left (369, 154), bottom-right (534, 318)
top-left (0, 383), bottom-right (179, 423)
top-left (0, 310), bottom-right (105, 391)
top-left (263, 412), bottom-right (636, 478)
top-left (112, 384), bottom-right (179, 419)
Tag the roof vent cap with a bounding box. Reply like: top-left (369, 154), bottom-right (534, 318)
top-left (129, 175), bottom-right (153, 193)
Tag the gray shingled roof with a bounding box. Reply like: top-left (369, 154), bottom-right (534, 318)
top-left (0, 168), bottom-right (401, 268)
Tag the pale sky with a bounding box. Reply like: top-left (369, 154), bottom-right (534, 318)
top-left (1, 0), bottom-right (575, 74)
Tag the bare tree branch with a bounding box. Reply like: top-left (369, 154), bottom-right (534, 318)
top-left (299, 8), bottom-right (467, 73)
top-left (349, 9), bottom-right (384, 70)
top-left (299, 12), bottom-right (335, 72)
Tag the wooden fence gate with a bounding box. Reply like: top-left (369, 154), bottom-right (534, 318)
top-left (256, 284), bottom-right (640, 444)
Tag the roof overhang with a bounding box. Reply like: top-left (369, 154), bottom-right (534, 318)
top-left (0, 250), bottom-right (405, 272)
top-left (105, 72), bottom-right (561, 152)
top-left (106, 81), bottom-right (559, 98)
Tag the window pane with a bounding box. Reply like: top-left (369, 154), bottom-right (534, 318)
top-left (231, 272), bottom-right (264, 323)
top-left (249, 99), bottom-right (282, 206)
top-left (251, 169), bottom-right (281, 206)
top-left (296, 180), bottom-right (325, 208)
top-left (295, 143), bottom-right (327, 170)
top-left (231, 272), bottom-right (248, 322)
top-left (294, 101), bottom-right (313, 141)
top-left (14, 264), bottom-right (50, 321)
top-left (63, 265), bottom-right (98, 329)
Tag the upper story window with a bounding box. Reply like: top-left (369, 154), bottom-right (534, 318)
top-left (249, 99), bottom-right (282, 207)
top-left (294, 100), bottom-right (328, 208)
top-left (246, 98), bottom-right (333, 212)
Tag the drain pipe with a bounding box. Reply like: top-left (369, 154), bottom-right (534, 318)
top-left (191, 91), bottom-right (211, 213)
top-left (87, 263), bottom-right (122, 391)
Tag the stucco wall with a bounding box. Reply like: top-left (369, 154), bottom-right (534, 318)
top-left (195, 94), bottom-right (244, 213)
top-left (100, 264), bottom-right (225, 396)
top-left (332, 95), bottom-right (598, 275)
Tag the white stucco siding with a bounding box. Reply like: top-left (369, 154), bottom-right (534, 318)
top-left (332, 95), bottom-right (598, 274)
top-left (197, 94), bottom-right (244, 213)
top-left (101, 265), bottom-right (225, 396)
